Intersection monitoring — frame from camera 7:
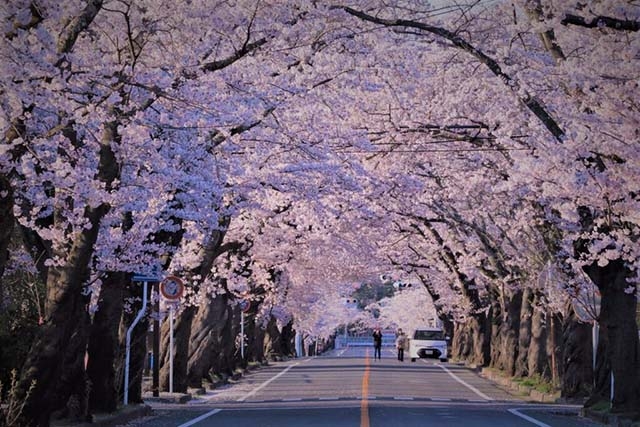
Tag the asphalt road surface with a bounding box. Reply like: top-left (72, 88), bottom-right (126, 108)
top-left (133, 347), bottom-right (603, 427)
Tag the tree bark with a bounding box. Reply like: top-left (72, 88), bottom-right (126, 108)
top-left (515, 288), bottom-right (533, 377)
top-left (86, 272), bottom-right (126, 413)
top-left (526, 296), bottom-right (550, 379)
top-left (187, 293), bottom-right (231, 388)
top-left (561, 310), bottom-right (593, 398)
top-left (10, 250), bottom-right (96, 426)
top-left (159, 304), bottom-right (197, 393)
top-left (584, 259), bottom-right (640, 413)
top-left (489, 288), bottom-right (522, 376)
top-left (451, 314), bottom-right (491, 367)
top-left (0, 175), bottom-right (13, 282)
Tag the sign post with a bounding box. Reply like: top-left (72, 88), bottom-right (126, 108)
top-left (125, 273), bottom-right (161, 405)
top-left (239, 299), bottom-right (250, 360)
top-left (160, 276), bottom-right (184, 394)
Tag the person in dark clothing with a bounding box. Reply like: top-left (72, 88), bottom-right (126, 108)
top-left (372, 327), bottom-right (383, 360)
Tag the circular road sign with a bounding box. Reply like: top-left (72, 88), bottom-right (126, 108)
top-left (160, 275), bottom-right (185, 301)
top-left (239, 299), bottom-right (251, 313)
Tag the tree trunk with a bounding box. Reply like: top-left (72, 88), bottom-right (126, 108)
top-left (546, 311), bottom-right (563, 387)
top-left (490, 289), bottom-right (522, 376)
top-left (526, 293), bottom-right (550, 379)
top-left (452, 314), bottom-right (491, 366)
top-left (86, 272), bottom-right (126, 413)
top-left (584, 259), bottom-right (640, 413)
top-left (159, 304), bottom-right (197, 393)
top-left (250, 320), bottom-right (266, 362)
top-left (0, 175), bottom-right (13, 282)
top-left (9, 228), bottom-right (104, 426)
top-left (515, 288), bottom-right (533, 377)
top-left (187, 294), bottom-right (231, 388)
top-left (561, 310), bottom-right (593, 398)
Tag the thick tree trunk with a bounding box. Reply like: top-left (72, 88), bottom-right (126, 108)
top-left (451, 314), bottom-right (491, 366)
top-left (515, 288), bottom-right (533, 377)
top-left (9, 219), bottom-right (106, 427)
top-left (584, 259), bottom-right (640, 413)
top-left (526, 294), bottom-right (550, 379)
top-left (187, 294), bottom-right (231, 388)
top-left (489, 289), bottom-right (522, 375)
top-left (211, 304), bottom-right (235, 378)
top-left (250, 320), bottom-right (266, 362)
top-left (263, 317), bottom-right (283, 358)
top-left (10, 268), bottom-right (92, 426)
top-left (546, 311), bottom-right (563, 387)
top-left (159, 304), bottom-right (197, 393)
top-left (86, 272), bottom-right (126, 413)
top-left (0, 175), bottom-right (13, 282)
top-left (561, 310), bottom-right (593, 398)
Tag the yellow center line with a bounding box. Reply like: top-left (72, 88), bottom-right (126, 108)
top-left (361, 348), bottom-right (371, 427)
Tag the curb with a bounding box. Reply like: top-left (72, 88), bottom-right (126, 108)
top-left (143, 392), bottom-right (192, 404)
top-left (478, 367), bottom-right (561, 403)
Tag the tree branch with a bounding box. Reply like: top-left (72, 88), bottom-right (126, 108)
top-left (335, 6), bottom-right (565, 142)
top-left (562, 14), bottom-right (639, 32)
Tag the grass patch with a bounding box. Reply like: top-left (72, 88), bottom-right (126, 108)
top-left (512, 374), bottom-right (556, 394)
top-left (587, 400), bottom-right (611, 412)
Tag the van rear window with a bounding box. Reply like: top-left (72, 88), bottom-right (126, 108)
top-left (413, 330), bottom-right (445, 340)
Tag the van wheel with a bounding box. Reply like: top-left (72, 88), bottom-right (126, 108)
top-left (411, 358), bottom-right (416, 362)
top-left (439, 358), bottom-right (447, 363)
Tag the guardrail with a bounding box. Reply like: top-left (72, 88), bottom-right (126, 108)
top-left (335, 335), bottom-right (396, 348)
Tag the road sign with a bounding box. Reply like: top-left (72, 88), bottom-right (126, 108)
top-left (133, 265), bottom-right (162, 282)
top-left (132, 274), bottom-right (161, 282)
top-left (239, 299), bottom-right (251, 313)
top-left (160, 275), bottom-right (184, 300)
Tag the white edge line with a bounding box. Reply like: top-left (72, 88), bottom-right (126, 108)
top-left (434, 363), bottom-right (494, 401)
top-left (177, 409), bottom-right (222, 427)
top-left (508, 408), bottom-right (552, 427)
top-left (179, 361), bottom-right (301, 426)
top-left (237, 361), bottom-right (300, 402)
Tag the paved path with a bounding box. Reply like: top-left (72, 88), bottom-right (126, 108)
top-left (130, 347), bottom-right (603, 427)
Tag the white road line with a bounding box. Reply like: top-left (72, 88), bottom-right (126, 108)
top-left (393, 396), bottom-right (414, 401)
top-left (179, 361), bottom-right (300, 426)
top-left (432, 362), bottom-right (494, 401)
top-left (176, 409), bottom-right (222, 427)
top-left (237, 361), bottom-right (301, 402)
top-left (282, 398), bottom-right (302, 401)
top-left (508, 408), bottom-right (552, 427)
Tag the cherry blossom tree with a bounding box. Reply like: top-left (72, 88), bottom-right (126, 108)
top-left (2, 1), bottom-right (638, 423)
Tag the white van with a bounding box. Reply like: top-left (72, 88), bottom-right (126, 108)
top-left (409, 328), bottom-right (448, 362)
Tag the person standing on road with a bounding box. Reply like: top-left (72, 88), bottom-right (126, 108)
top-left (395, 329), bottom-right (408, 361)
top-left (372, 327), bottom-right (383, 360)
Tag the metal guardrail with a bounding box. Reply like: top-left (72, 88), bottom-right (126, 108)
top-left (335, 335), bottom-right (396, 348)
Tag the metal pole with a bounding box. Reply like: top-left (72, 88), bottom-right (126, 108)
top-left (169, 304), bottom-right (174, 394)
top-left (153, 282), bottom-right (160, 397)
top-left (611, 372), bottom-right (615, 406)
top-left (124, 281), bottom-right (148, 406)
top-left (241, 310), bottom-right (245, 359)
top-left (592, 321), bottom-right (598, 375)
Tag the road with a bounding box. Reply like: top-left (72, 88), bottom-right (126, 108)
top-left (135, 347), bottom-right (603, 427)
